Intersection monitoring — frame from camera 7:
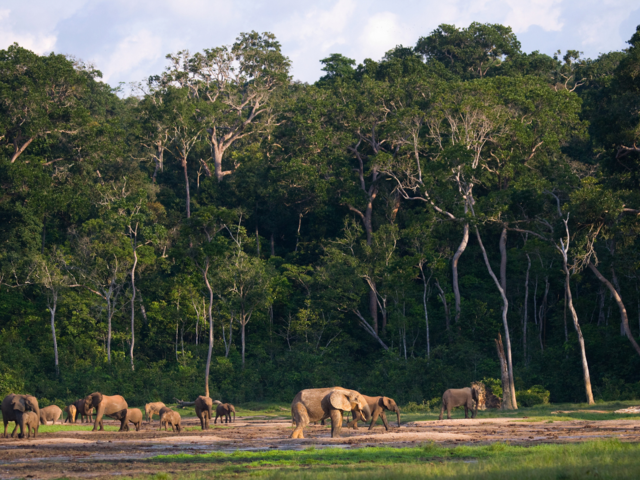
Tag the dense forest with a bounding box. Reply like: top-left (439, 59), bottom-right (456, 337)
top-left (2, 23), bottom-right (640, 409)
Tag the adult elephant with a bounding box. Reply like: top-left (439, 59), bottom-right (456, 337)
top-left (439, 387), bottom-right (481, 420)
top-left (195, 396), bottom-right (221, 430)
top-left (145, 402), bottom-right (166, 423)
top-left (2, 394), bottom-right (40, 438)
top-left (84, 392), bottom-right (128, 431)
top-left (348, 395), bottom-right (401, 430)
top-left (290, 387), bottom-right (367, 439)
top-left (39, 405), bottom-right (63, 425)
top-left (74, 398), bottom-right (94, 423)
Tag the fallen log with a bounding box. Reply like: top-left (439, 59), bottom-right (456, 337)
top-left (173, 397), bottom-right (223, 408)
top-left (614, 406), bottom-right (640, 414)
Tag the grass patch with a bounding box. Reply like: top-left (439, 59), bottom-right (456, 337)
top-left (129, 440), bottom-right (640, 479)
top-left (37, 424), bottom-right (120, 433)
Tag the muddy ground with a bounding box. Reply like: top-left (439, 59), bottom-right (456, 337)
top-left (1, 415), bottom-right (639, 479)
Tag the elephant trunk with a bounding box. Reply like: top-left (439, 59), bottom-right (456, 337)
top-left (395, 408), bottom-right (401, 428)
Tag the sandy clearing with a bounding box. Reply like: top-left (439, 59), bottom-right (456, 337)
top-left (302, 431), bottom-right (472, 442)
top-left (405, 418), bottom-right (521, 427)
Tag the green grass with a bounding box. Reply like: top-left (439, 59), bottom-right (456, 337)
top-left (132, 440), bottom-right (640, 479)
top-left (37, 424), bottom-right (120, 433)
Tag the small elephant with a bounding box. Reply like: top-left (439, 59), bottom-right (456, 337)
top-left (195, 396), bottom-right (221, 430)
top-left (74, 398), bottom-right (94, 423)
top-left (439, 387), bottom-right (480, 420)
top-left (22, 411), bottom-right (39, 439)
top-left (40, 405), bottom-right (63, 425)
top-left (214, 403), bottom-right (236, 424)
top-left (145, 402), bottom-right (166, 423)
top-left (64, 404), bottom-right (77, 423)
top-left (123, 408), bottom-right (143, 431)
top-left (84, 392), bottom-right (128, 431)
top-left (159, 409), bottom-right (181, 433)
top-left (290, 387), bottom-right (367, 439)
top-left (348, 395), bottom-right (401, 430)
top-left (2, 394), bottom-right (40, 438)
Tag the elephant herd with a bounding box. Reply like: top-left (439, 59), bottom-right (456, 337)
top-left (2, 392), bottom-right (237, 439)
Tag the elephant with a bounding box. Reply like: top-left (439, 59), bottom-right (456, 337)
top-left (214, 403), bottom-right (236, 424)
top-left (123, 408), bottom-right (143, 431)
top-left (159, 409), bottom-right (182, 433)
top-left (39, 405), bottom-right (63, 425)
top-left (145, 402), bottom-right (166, 423)
top-left (63, 404), bottom-right (77, 423)
top-left (22, 411), bottom-right (39, 439)
top-left (84, 392), bottom-right (128, 431)
top-left (348, 395), bottom-right (401, 431)
top-left (73, 398), bottom-right (94, 423)
top-left (290, 387), bottom-right (367, 439)
top-left (195, 396), bottom-right (221, 430)
top-left (2, 394), bottom-right (40, 438)
top-left (158, 406), bottom-right (173, 430)
top-left (439, 387), bottom-right (480, 420)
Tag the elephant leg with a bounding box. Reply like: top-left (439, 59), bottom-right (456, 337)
top-left (290, 404), bottom-right (309, 439)
top-left (380, 412), bottom-right (390, 431)
top-left (447, 404), bottom-right (452, 420)
top-left (330, 410), bottom-right (343, 438)
top-left (3, 420), bottom-right (8, 438)
top-left (439, 404), bottom-right (445, 421)
top-left (367, 411), bottom-right (380, 431)
top-left (464, 406), bottom-right (469, 419)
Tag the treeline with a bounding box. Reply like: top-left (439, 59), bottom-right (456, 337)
top-left (2, 23), bottom-right (640, 408)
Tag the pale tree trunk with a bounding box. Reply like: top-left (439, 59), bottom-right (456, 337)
top-left (523, 254), bottom-right (531, 366)
top-left (419, 262), bottom-right (431, 358)
top-left (182, 158), bottom-right (191, 218)
top-left (563, 261), bottom-right (595, 404)
top-left (202, 259), bottom-right (214, 398)
top-left (434, 279), bottom-right (450, 331)
top-left (48, 290), bottom-right (60, 376)
top-left (452, 223), bottom-right (469, 323)
top-left (495, 333), bottom-right (512, 409)
top-left (475, 226), bottom-right (517, 409)
top-left (130, 248), bottom-right (137, 371)
top-left (588, 262), bottom-right (640, 357)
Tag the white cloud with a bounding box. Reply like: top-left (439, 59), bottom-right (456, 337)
top-left (504, 0), bottom-right (563, 33)
top-left (358, 11), bottom-right (414, 60)
top-left (0, 8), bottom-right (57, 53)
top-left (98, 30), bottom-right (164, 82)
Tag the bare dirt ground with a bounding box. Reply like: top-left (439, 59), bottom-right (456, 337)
top-left (1, 415), bottom-right (639, 479)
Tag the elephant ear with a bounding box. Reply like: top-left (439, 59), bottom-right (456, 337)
top-left (329, 391), bottom-right (352, 412)
top-left (381, 397), bottom-right (393, 410)
top-left (92, 392), bottom-right (103, 407)
top-left (12, 396), bottom-right (25, 412)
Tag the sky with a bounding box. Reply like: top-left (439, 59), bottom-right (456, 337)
top-left (1, 0), bottom-right (639, 88)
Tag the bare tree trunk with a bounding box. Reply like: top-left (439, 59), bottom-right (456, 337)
top-left (540, 276), bottom-right (549, 352)
top-left (563, 287), bottom-right (568, 343)
top-left (563, 261), bottom-right (595, 404)
top-left (130, 249), bottom-right (137, 372)
top-left (499, 228), bottom-right (508, 293)
top-left (419, 262), bottom-right (431, 358)
top-left (588, 262), bottom-right (640, 357)
top-left (202, 259), bottom-right (214, 398)
top-left (523, 254), bottom-right (531, 366)
top-left (48, 290), bottom-right (60, 376)
top-left (182, 158), bottom-right (191, 218)
top-left (452, 223), bottom-right (469, 323)
top-left (475, 226), bottom-right (517, 409)
top-left (495, 333), bottom-right (512, 409)
top-left (434, 279), bottom-right (450, 331)
top-left (137, 288), bottom-right (148, 323)
top-left (294, 213), bottom-right (302, 253)
top-left (241, 308), bottom-right (246, 368)
top-left (255, 225), bottom-right (260, 257)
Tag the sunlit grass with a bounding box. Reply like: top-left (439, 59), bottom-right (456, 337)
top-left (37, 424), bottom-right (120, 433)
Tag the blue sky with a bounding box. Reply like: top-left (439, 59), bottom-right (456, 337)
top-left (1, 0), bottom-right (639, 87)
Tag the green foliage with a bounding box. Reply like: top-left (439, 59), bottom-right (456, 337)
top-left (517, 386), bottom-right (551, 407)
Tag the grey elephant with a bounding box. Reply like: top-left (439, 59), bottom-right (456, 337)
top-left (84, 392), bottom-right (128, 431)
top-left (123, 408), bottom-right (143, 431)
top-left (214, 403), bottom-right (236, 424)
top-left (2, 394), bottom-right (40, 438)
top-left (73, 398), bottom-right (94, 423)
top-left (22, 411), bottom-right (39, 439)
top-left (290, 387), bottom-right (367, 439)
top-left (195, 396), bottom-right (221, 430)
top-left (40, 405), bottom-right (63, 425)
top-left (348, 395), bottom-right (401, 430)
top-left (439, 387), bottom-right (480, 420)
top-left (144, 402), bottom-right (166, 423)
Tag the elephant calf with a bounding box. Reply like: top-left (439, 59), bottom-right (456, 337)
top-left (348, 395), bottom-right (401, 431)
top-left (159, 409), bottom-right (182, 433)
top-left (22, 411), bottom-right (39, 439)
top-left (214, 403), bottom-right (236, 424)
top-left (64, 404), bottom-right (77, 423)
top-left (40, 405), bottom-right (63, 425)
top-left (439, 387), bottom-right (480, 420)
top-left (145, 402), bottom-right (166, 423)
top-left (123, 408), bottom-right (143, 431)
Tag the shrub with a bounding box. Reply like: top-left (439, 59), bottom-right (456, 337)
top-left (481, 377), bottom-right (502, 397)
top-left (517, 385), bottom-right (550, 407)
